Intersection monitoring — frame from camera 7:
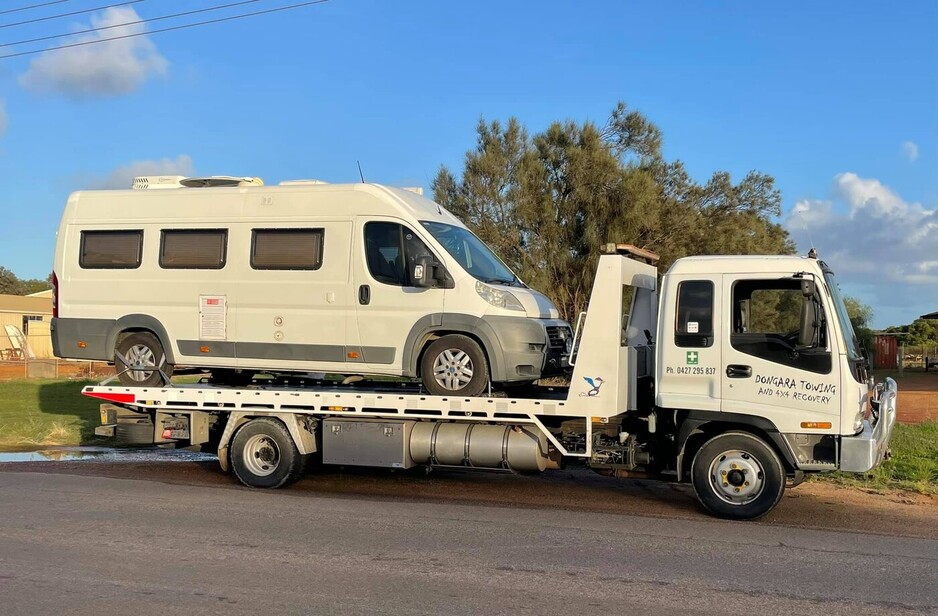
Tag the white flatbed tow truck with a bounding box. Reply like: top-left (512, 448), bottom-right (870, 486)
top-left (86, 245), bottom-right (897, 519)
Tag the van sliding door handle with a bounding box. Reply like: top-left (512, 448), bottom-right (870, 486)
top-left (358, 285), bottom-right (370, 305)
top-left (726, 364), bottom-right (752, 378)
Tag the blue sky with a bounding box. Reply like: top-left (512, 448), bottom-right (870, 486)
top-left (0, 0), bottom-right (934, 327)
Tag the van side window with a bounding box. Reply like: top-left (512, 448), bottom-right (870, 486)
top-left (80, 230), bottom-right (143, 269)
top-left (731, 279), bottom-right (830, 374)
top-left (365, 222), bottom-right (433, 286)
top-left (251, 229), bottom-right (323, 270)
top-left (160, 229), bottom-right (227, 269)
top-left (675, 280), bottom-right (713, 348)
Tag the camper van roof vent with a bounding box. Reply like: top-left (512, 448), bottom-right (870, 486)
top-left (279, 179), bottom-right (329, 186)
top-left (132, 175), bottom-right (186, 190)
top-left (179, 176), bottom-right (264, 188)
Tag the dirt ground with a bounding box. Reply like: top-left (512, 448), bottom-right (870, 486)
top-left (891, 371), bottom-right (938, 423)
top-left (2, 460), bottom-right (936, 539)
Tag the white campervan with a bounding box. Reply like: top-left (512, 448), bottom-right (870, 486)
top-left (51, 177), bottom-right (572, 395)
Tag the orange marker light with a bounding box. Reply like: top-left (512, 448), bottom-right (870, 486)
top-left (800, 422), bottom-right (832, 429)
top-left (77, 341), bottom-right (87, 348)
top-left (347, 351), bottom-right (360, 359)
top-left (200, 346), bottom-right (210, 353)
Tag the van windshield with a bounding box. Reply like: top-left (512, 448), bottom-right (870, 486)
top-left (420, 222), bottom-right (518, 285)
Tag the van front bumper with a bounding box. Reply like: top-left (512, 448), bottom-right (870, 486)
top-left (839, 377), bottom-right (897, 473)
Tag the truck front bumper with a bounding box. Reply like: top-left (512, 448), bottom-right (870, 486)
top-left (840, 377), bottom-right (897, 473)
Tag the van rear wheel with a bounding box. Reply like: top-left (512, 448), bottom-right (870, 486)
top-left (116, 332), bottom-right (172, 387)
top-left (421, 335), bottom-right (488, 397)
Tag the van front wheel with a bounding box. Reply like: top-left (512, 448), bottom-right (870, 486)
top-left (421, 335), bottom-right (489, 397)
top-left (116, 332), bottom-right (172, 387)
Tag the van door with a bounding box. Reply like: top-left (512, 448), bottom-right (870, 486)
top-left (720, 274), bottom-right (841, 432)
top-left (354, 219), bottom-right (446, 374)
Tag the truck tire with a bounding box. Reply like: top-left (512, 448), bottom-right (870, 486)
top-left (230, 418), bottom-right (307, 489)
top-left (691, 431), bottom-right (785, 520)
top-left (420, 335), bottom-right (489, 396)
top-left (116, 332), bottom-right (173, 387)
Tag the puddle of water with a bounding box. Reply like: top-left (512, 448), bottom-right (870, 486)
top-left (0, 446), bottom-right (217, 463)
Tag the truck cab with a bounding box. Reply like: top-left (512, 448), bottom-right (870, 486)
top-left (652, 252), bottom-right (892, 516)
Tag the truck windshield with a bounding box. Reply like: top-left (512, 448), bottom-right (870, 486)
top-left (420, 222), bottom-right (519, 285)
top-left (823, 270), bottom-right (863, 361)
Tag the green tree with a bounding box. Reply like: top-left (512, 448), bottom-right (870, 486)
top-left (0, 267), bottom-right (51, 295)
top-left (0, 266), bottom-right (24, 295)
top-left (844, 296), bottom-right (874, 352)
top-left (433, 102), bottom-right (794, 320)
top-left (907, 318), bottom-right (938, 347)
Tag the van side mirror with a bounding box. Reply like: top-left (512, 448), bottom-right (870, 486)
top-left (798, 297), bottom-right (818, 347)
top-left (801, 279), bottom-right (816, 297)
top-left (414, 255), bottom-right (435, 288)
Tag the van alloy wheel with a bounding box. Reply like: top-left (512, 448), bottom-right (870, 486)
top-left (420, 335), bottom-right (489, 397)
top-left (124, 344), bottom-right (157, 382)
top-left (115, 331), bottom-right (173, 387)
top-left (432, 349), bottom-right (475, 391)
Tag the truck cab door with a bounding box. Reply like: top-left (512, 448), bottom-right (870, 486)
top-left (720, 273), bottom-right (840, 433)
top-left (656, 275), bottom-right (723, 413)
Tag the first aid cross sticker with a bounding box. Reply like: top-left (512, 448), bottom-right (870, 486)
top-left (686, 351), bottom-right (699, 365)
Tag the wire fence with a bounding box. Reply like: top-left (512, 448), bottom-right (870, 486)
top-left (0, 358), bottom-right (114, 381)
top-left (901, 342), bottom-right (938, 370)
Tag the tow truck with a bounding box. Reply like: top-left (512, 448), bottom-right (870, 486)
top-left (86, 245), bottom-right (897, 520)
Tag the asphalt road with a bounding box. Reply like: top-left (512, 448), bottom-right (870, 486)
top-left (0, 471), bottom-right (936, 616)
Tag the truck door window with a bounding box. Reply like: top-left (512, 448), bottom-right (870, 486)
top-left (365, 222), bottom-right (434, 287)
top-left (79, 230), bottom-right (143, 269)
top-left (731, 279), bottom-right (831, 374)
top-left (675, 280), bottom-right (713, 348)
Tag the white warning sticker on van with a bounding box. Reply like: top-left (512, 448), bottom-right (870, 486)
top-left (200, 295), bottom-right (227, 340)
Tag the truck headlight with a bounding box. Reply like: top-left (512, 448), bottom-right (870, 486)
top-left (476, 281), bottom-right (524, 311)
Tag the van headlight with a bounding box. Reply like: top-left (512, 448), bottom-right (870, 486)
top-left (476, 281), bottom-right (524, 311)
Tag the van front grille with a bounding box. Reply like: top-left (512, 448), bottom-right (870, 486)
top-left (546, 326), bottom-right (572, 349)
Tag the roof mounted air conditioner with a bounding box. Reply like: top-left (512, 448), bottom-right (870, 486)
top-left (132, 176), bottom-right (186, 190)
top-left (179, 176), bottom-right (264, 188)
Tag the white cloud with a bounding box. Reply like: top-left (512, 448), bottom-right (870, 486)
top-left (0, 100), bottom-right (7, 137)
top-left (786, 173), bottom-right (938, 326)
top-left (90, 155), bottom-right (194, 189)
top-left (901, 141), bottom-right (919, 162)
top-left (19, 7), bottom-right (168, 99)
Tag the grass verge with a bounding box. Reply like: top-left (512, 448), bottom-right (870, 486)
top-left (812, 422), bottom-right (938, 494)
top-left (0, 379), bottom-right (101, 449)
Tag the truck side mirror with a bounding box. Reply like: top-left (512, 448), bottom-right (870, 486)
top-left (413, 255), bottom-right (435, 288)
top-left (798, 297), bottom-right (818, 348)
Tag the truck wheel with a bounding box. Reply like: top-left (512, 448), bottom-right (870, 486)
top-left (116, 332), bottom-right (173, 387)
top-left (230, 418), bottom-right (307, 489)
top-left (421, 335), bottom-right (489, 396)
top-left (691, 431), bottom-right (785, 520)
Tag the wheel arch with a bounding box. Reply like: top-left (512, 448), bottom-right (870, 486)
top-left (217, 412), bottom-right (318, 472)
top-left (675, 411), bottom-right (798, 482)
top-left (107, 315), bottom-right (176, 364)
top-left (402, 314), bottom-right (505, 381)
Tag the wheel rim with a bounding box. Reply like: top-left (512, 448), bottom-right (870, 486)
top-left (432, 348), bottom-right (474, 391)
top-left (242, 434), bottom-right (281, 477)
top-left (707, 449), bottom-right (765, 505)
top-left (124, 344), bottom-right (157, 382)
